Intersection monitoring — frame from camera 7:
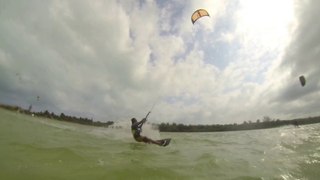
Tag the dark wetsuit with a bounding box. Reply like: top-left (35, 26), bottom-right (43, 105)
top-left (131, 120), bottom-right (145, 141)
top-left (131, 119), bottom-right (168, 146)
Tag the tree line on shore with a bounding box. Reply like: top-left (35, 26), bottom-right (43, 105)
top-left (158, 116), bottom-right (320, 132)
top-left (1, 103), bottom-right (320, 132)
top-left (0, 104), bottom-right (114, 127)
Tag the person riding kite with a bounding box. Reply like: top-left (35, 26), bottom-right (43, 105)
top-left (131, 117), bottom-right (170, 146)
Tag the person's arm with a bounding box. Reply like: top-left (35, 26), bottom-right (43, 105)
top-left (137, 118), bottom-right (147, 128)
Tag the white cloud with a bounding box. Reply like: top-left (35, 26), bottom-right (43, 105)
top-left (0, 0), bottom-right (319, 125)
top-left (218, 32), bottom-right (235, 44)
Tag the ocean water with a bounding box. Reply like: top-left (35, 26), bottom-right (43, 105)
top-left (1, 109), bottom-right (320, 180)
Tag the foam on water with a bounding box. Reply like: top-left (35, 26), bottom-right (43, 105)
top-left (86, 119), bottom-right (162, 141)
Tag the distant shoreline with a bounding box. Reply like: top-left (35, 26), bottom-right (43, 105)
top-left (0, 104), bottom-right (114, 128)
top-left (1, 103), bottom-right (320, 132)
top-left (158, 116), bottom-right (320, 132)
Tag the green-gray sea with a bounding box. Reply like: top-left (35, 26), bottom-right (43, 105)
top-left (1, 108), bottom-right (320, 180)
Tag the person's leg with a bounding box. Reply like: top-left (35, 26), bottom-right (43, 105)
top-left (141, 136), bottom-right (162, 146)
top-left (134, 136), bottom-right (143, 142)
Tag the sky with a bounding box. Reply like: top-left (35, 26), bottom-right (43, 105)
top-left (0, 0), bottom-right (319, 125)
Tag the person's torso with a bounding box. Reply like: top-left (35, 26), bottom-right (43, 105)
top-left (131, 123), bottom-right (141, 137)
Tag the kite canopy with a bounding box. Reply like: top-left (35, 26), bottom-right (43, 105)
top-left (299, 75), bottom-right (306, 87)
top-left (191, 9), bottom-right (210, 24)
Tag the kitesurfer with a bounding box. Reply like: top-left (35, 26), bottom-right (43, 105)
top-left (131, 117), bottom-right (167, 146)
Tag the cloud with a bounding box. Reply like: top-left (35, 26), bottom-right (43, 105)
top-left (266, 0), bottom-right (320, 118)
top-left (0, 0), bottom-right (319, 125)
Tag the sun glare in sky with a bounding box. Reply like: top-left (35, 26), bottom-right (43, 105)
top-left (237, 0), bottom-right (296, 50)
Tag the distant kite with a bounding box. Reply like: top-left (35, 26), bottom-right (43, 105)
top-left (299, 75), bottom-right (306, 87)
top-left (191, 9), bottom-right (210, 24)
